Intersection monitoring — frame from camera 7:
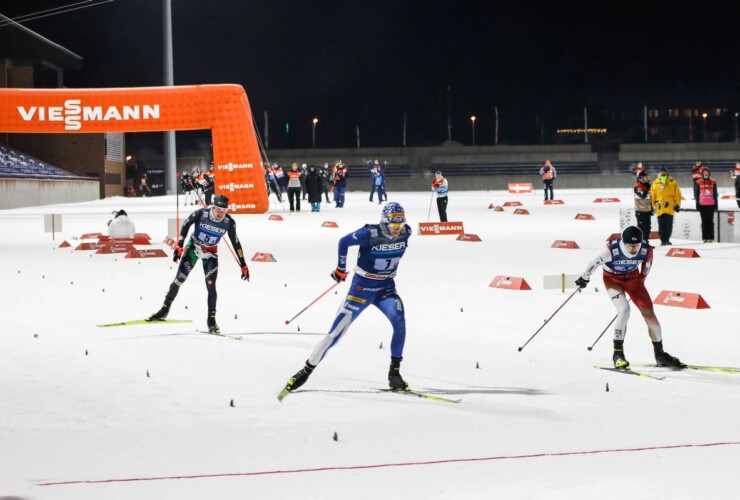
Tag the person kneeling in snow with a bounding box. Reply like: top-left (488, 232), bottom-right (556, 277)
top-left (575, 225), bottom-right (684, 369)
top-left (107, 210), bottom-right (136, 238)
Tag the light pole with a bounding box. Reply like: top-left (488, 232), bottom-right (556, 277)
top-left (734, 112), bottom-right (738, 143)
top-left (446, 86), bottom-right (452, 141)
top-left (702, 112), bottom-right (708, 142)
top-left (312, 117), bottom-right (318, 148)
top-left (470, 115), bottom-right (476, 146)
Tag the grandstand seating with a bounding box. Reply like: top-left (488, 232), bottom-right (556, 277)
top-left (349, 162), bottom-right (602, 178)
top-left (617, 160), bottom-right (738, 176)
top-left (429, 162), bottom-right (603, 177)
top-left (0, 145), bottom-right (80, 178)
top-left (350, 163), bottom-right (413, 178)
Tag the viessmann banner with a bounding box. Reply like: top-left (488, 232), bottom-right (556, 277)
top-left (0, 84), bottom-right (268, 213)
top-left (417, 222), bottom-right (465, 235)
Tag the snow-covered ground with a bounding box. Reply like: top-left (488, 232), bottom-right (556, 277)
top-left (1, 186), bottom-right (739, 499)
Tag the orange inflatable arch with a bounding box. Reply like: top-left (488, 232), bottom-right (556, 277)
top-left (0, 84), bottom-right (268, 213)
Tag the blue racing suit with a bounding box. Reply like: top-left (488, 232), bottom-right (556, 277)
top-left (308, 223), bottom-right (411, 366)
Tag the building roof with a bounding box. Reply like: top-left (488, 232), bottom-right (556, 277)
top-left (0, 13), bottom-right (82, 70)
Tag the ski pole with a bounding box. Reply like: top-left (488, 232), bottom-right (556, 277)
top-left (426, 191), bottom-right (435, 222)
top-left (175, 172), bottom-right (180, 235)
top-left (517, 288), bottom-right (580, 352)
top-left (587, 298), bottom-right (631, 351)
top-left (285, 281), bottom-right (342, 325)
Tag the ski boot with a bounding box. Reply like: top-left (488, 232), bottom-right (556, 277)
top-left (282, 363), bottom-right (314, 394)
top-left (655, 350), bottom-right (685, 368)
top-left (146, 302), bottom-right (170, 322)
top-left (388, 357), bottom-right (409, 391)
top-left (653, 341), bottom-right (686, 368)
top-left (612, 349), bottom-right (629, 369)
top-left (207, 311), bottom-right (219, 334)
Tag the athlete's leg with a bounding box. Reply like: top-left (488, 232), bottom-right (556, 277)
top-left (308, 288), bottom-right (374, 366)
top-left (606, 285), bottom-right (631, 341)
top-left (623, 277), bottom-right (662, 342)
top-left (202, 255), bottom-right (219, 312)
top-left (374, 289), bottom-right (406, 359)
top-left (165, 245), bottom-right (198, 302)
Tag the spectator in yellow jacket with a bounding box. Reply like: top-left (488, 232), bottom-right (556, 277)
top-left (650, 167), bottom-right (682, 246)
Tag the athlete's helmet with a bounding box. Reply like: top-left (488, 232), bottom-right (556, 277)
top-left (213, 194), bottom-right (229, 209)
top-left (381, 202), bottom-right (406, 225)
top-left (621, 225), bottom-right (643, 244)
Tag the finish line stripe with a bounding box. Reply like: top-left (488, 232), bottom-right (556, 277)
top-left (39, 440), bottom-right (740, 487)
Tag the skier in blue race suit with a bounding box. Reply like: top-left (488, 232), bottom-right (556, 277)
top-left (280, 202), bottom-right (412, 397)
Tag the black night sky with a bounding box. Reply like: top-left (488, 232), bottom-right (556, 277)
top-left (2, 1), bottom-right (739, 149)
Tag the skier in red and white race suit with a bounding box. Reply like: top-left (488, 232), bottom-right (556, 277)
top-left (575, 226), bottom-right (684, 369)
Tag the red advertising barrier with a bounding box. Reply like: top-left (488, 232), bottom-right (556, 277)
top-left (544, 200), bottom-right (564, 205)
top-left (489, 275), bottom-right (531, 290)
top-left (456, 233), bottom-right (482, 242)
top-left (418, 222), bottom-right (465, 235)
top-left (551, 240), bottom-right (580, 249)
top-left (251, 252), bottom-right (277, 262)
top-left (575, 213), bottom-right (596, 220)
top-left (513, 208), bottom-right (530, 215)
top-left (666, 248), bottom-right (700, 258)
top-left (125, 248), bottom-right (167, 259)
top-left (321, 221), bottom-right (339, 228)
top-left (653, 290), bottom-right (710, 309)
top-left (507, 183), bottom-right (533, 194)
top-left (95, 243), bottom-right (135, 254)
top-left (503, 201), bottom-right (523, 207)
top-left (80, 232), bottom-right (102, 240)
top-left (75, 242), bottom-right (106, 251)
top-left (268, 214), bottom-right (284, 221)
top-left (593, 197), bottom-right (621, 203)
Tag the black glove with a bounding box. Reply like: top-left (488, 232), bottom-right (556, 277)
top-left (575, 277), bottom-right (590, 289)
top-left (240, 264), bottom-right (250, 281)
top-left (663, 201), bottom-right (670, 208)
top-left (331, 268), bottom-right (348, 282)
top-left (675, 205), bottom-right (680, 212)
top-left (173, 247), bottom-right (183, 263)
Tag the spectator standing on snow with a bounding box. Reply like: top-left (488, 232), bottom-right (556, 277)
top-left (431, 171), bottom-right (449, 222)
top-left (539, 159), bottom-right (557, 202)
top-left (633, 170), bottom-right (653, 241)
top-left (650, 167), bottom-right (681, 246)
top-left (693, 167), bottom-right (719, 243)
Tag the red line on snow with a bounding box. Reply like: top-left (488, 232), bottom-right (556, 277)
top-left (39, 440), bottom-right (740, 487)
